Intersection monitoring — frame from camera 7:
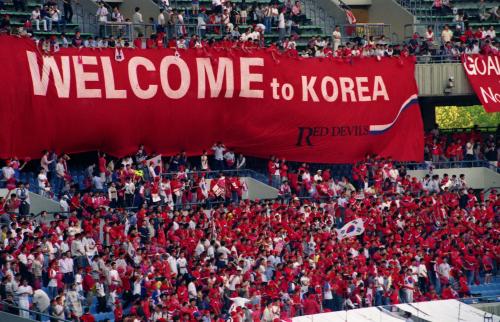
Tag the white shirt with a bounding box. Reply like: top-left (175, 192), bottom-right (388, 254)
top-left (224, 151), bottom-right (235, 163)
top-left (125, 182), bottom-right (135, 194)
top-left (438, 262), bottom-right (451, 278)
top-left (17, 285), bottom-right (33, 300)
top-left (441, 29), bottom-right (453, 42)
top-left (228, 274), bottom-right (241, 291)
top-left (201, 155), bottom-right (208, 170)
top-left (2, 166), bottom-right (14, 180)
top-left (56, 162), bottom-right (65, 177)
top-left (97, 7), bottom-right (109, 22)
top-left (278, 13), bottom-right (285, 28)
top-left (71, 239), bottom-right (85, 256)
top-left (486, 29), bottom-right (496, 39)
top-left (60, 198), bottom-right (69, 212)
top-left (332, 30), bottom-right (341, 43)
top-left (177, 257), bottom-right (188, 273)
top-left (188, 281), bottom-right (197, 298)
top-left (59, 257), bottom-right (74, 273)
top-left (418, 263), bottom-right (428, 278)
top-left (96, 282), bottom-right (106, 297)
top-left (133, 11), bottom-right (143, 24)
top-left (38, 173), bottom-right (48, 189)
top-left (31, 10), bottom-right (41, 20)
top-left (109, 269), bottom-right (120, 284)
top-left (323, 282), bottom-right (333, 299)
top-left (158, 13), bottom-right (165, 25)
top-left (167, 256), bottom-right (178, 275)
top-left (195, 242), bottom-right (205, 257)
top-left (93, 176), bottom-right (104, 190)
top-left (212, 146), bottom-right (225, 160)
top-left (51, 9), bottom-right (60, 22)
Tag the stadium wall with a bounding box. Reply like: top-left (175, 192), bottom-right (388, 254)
top-left (245, 178), bottom-right (279, 200)
top-left (321, 0), bottom-right (350, 26)
top-left (0, 312), bottom-right (35, 322)
top-left (0, 189), bottom-right (61, 215)
top-left (368, 0), bottom-right (415, 41)
top-left (472, 303), bottom-right (500, 316)
top-left (416, 63), bottom-right (474, 97)
top-left (119, 0), bottom-right (160, 24)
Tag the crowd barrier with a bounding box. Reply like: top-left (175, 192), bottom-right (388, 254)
top-left (0, 300), bottom-right (70, 322)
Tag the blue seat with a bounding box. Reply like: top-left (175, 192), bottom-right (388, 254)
top-left (93, 311), bottom-right (115, 322)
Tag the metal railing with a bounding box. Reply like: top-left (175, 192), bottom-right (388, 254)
top-left (399, 160), bottom-right (500, 172)
top-left (0, 300), bottom-right (71, 322)
top-left (415, 54), bottom-right (462, 64)
top-left (403, 22), bottom-right (455, 41)
top-left (158, 168), bottom-right (269, 183)
top-left (302, 0), bottom-right (337, 35)
top-left (438, 126), bottom-right (497, 134)
top-left (340, 23), bottom-right (392, 42)
top-left (97, 22), bottom-right (230, 42)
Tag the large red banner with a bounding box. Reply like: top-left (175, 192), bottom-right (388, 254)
top-left (462, 55), bottom-right (500, 113)
top-left (0, 36), bottom-right (423, 163)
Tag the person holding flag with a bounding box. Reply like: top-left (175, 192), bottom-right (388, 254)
top-left (229, 175), bottom-right (242, 204)
top-left (210, 173), bottom-right (226, 203)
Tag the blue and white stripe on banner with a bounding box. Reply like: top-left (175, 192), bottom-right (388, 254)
top-left (369, 94), bottom-right (419, 135)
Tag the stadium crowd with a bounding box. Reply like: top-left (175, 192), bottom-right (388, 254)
top-left (425, 125), bottom-right (499, 164)
top-left (0, 1), bottom-right (498, 58)
top-left (0, 134), bottom-right (498, 322)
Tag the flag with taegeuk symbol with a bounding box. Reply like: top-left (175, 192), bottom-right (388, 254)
top-left (335, 218), bottom-right (364, 240)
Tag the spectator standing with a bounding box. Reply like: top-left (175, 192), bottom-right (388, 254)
top-left (32, 289), bottom-right (50, 317)
top-left (17, 279), bottom-right (33, 319)
top-left (198, 10), bottom-right (207, 38)
top-left (192, 0), bottom-right (199, 15)
top-left (133, 7), bottom-right (144, 37)
top-left (63, 0), bottom-right (73, 23)
top-left (440, 24), bottom-right (453, 44)
top-left (15, 183), bottom-right (30, 216)
top-left (66, 283), bottom-right (83, 319)
top-left (263, 4), bottom-right (272, 34)
top-left (278, 8), bottom-right (285, 41)
top-left (212, 142), bottom-right (226, 170)
top-left (96, 3), bottom-right (109, 23)
top-left (52, 296), bottom-right (65, 320)
top-left (236, 154), bottom-right (246, 170)
top-left (478, 0), bottom-right (490, 21)
top-left (224, 149), bottom-right (235, 169)
top-left (13, 0), bottom-right (26, 12)
top-left (332, 25), bottom-right (342, 51)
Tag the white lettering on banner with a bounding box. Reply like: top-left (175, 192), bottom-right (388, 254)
top-left (27, 51), bottom-right (71, 98)
top-left (480, 87), bottom-right (500, 103)
top-left (73, 56), bottom-right (101, 98)
top-left (159, 56), bottom-right (190, 99)
top-left (303, 75), bottom-right (389, 102)
top-left (320, 76), bottom-right (338, 102)
top-left (239, 57), bottom-right (264, 98)
top-left (197, 57), bottom-right (234, 98)
top-left (356, 77), bottom-right (370, 102)
top-left (25, 50), bottom-right (392, 103)
top-left (339, 77), bottom-right (357, 102)
top-left (101, 57), bottom-right (127, 99)
top-left (373, 76), bottom-right (389, 101)
top-left (302, 76), bottom-right (320, 102)
top-left (463, 55), bottom-right (500, 76)
top-left (281, 83), bottom-right (294, 100)
top-left (128, 57), bottom-right (158, 99)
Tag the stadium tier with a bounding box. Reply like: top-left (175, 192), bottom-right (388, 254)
top-left (0, 1), bottom-right (499, 322)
